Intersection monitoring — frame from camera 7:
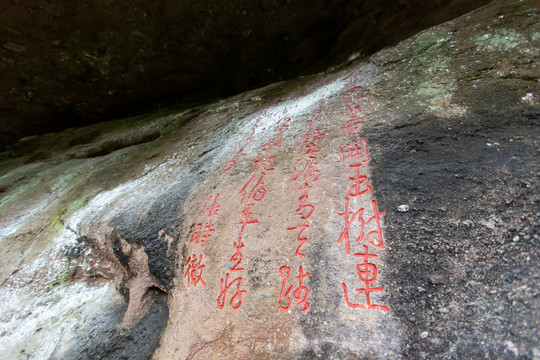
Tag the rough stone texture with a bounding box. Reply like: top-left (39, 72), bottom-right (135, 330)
top-left (0, 0), bottom-right (538, 359)
top-left (0, 0), bottom-right (492, 151)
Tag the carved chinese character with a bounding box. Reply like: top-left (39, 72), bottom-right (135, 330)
top-left (235, 203), bottom-right (258, 235)
top-left (239, 172), bottom-right (271, 202)
top-left (184, 254), bottom-right (206, 287)
top-left (337, 197), bottom-right (365, 255)
top-left (190, 223), bottom-right (202, 245)
top-left (365, 199), bottom-right (386, 249)
top-left (341, 118), bottom-right (365, 137)
top-left (286, 223), bottom-right (309, 258)
top-left (260, 116), bottom-right (291, 152)
top-left (337, 198), bottom-right (386, 253)
top-left (278, 265), bottom-right (311, 312)
top-left (224, 151), bottom-right (246, 175)
top-left (217, 274), bottom-right (247, 310)
top-left (291, 157), bottom-right (320, 182)
top-left (199, 194), bottom-right (221, 218)
top-left (190, 221), bottom-right (215, 248)
top-left (341, 245), bottom-right (389, 312)
top-left (229, 237), bottom-right (245, 271)
top-left (252, 155), bottom-right (276, 174)
top-left (347, 164), bottom-right (372, 197)
top-left (339, 138), bottom-right (370, 163)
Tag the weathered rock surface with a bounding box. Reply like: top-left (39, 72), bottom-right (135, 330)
top-left (0, 0), bottom-right (538, 359)
top-left (0, 0), bottom-right (492, 151)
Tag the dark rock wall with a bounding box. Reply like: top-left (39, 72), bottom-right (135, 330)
top-left (0, 0), bottom-right (491, 151)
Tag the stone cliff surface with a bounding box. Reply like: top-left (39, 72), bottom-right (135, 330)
top-left (0, 0), bottom-right (538, 359)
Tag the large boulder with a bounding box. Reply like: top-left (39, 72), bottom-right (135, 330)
top-left (0, 0), bottom-right (538, 359)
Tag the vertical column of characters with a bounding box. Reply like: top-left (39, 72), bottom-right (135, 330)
top-left (218, 114), bottom-right (292, 310)
top-left (335, 79), bottom-right (389, 312)
top-left (279, 101), bottom-right (328, 313)
top-left (224, 113), bottom-right (263, 176)
top-left (341, 74), bottom-right (366, 137)
top-left (185, 193), bottom-right (221, 288)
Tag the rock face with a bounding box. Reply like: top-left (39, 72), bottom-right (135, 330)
top-left (0, 0), bottom-right (538, 359)
top-left (0, 0), bottom-right (492, 151)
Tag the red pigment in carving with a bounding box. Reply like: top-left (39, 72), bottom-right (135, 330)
top-left (365, 199), bottom-right (386, 249)
top-left (225, 151), bottom-right (245, 175)
top-left (189, 220), bottom-right (215, 248)
top-left (279, 265), bottom-right (311, 312)
top-left (230, 237), bottom-right (245, 271)
top-left (339, 138), bottom-right (370, 163)
top-left (341, 86), bottom-right (365, 136)
top-left (347, 164), bottom-right (373, 197)
top-left (239, 172), bottom-right (271, 202)
top-left (291, 156), bottom-right (320, 183)
top-left (184, 254), bottom-right (206, 287)
top-left (235, 203), bottom-right (258, 235)
top-left (199, 194), bottom-right (221, 218)
top-left (260, 116), bottom-right (291, 152)
top-left (296, 203), bottom-right (315, 221)
top-left (337, 197), bottom-right (365, 255)
top-left (341, 245), bottom-right (389, 312)
top-left (224, 115), bottom-right (263, 175)
top-left (278, 266), bottom-right (293, 311)
top-left (286, 224), bottom-right (309, 258)
top-left (337, 198), bottom-right (386, 252)
top-left (217, 273), bottom-right (247, 310)
top-left (341, 119), bottom-right (366, 137)
top-left (298, 102), bottom-right (327, 153)
top-left (252, 155), bottom-right (276, 174)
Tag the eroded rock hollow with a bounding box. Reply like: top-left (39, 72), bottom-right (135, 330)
top-left (0, 0), bottom-right (538, 359)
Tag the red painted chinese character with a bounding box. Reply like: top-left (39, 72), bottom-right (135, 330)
top-left (339, 139), bottom-right (370, 163)
top-left (199, 194), bottom-right (221, 218)
top-left (291, 157), bottom-right (320, 183)
top-left (239, 172), bottom-right (270, 202)
top-left (293, 265), bottom-right (311, 312)
top-left (235, 203), bottom-right (258, 235)
top-left (252, 155), bottom-right (276, 174)
top-left (200, 221), bottom-right (215, 248)
top-left (230, 237), bottom-right (245, 271)
top-left (184, 254), bottom-right (206, 287)
top-left (190, 221), bottom-right (215, 248)
top-left (347, 164), bottom-right (372, 197)
top-left (286, 224), bottom-right (309, 258)
top-left (278, 266), bottom-right (311, 312)
top-left (342, 245), bottom-right (389, 312)
top-left (296, 203), bottom-right (315, 221)
top-left (298, 108), bottom-right (327, 150)
top-left (260, 117), bottom-right (291, 152)
top-left (337, 197), bottom-right (365, 255)
top-left (365, 199), bottom-right (386, 249)
top-left (341, 118), bottom-right (365, 137)
top-left (344, 86), bottom-right (364, 104)
top-left (217, 274), bottom-right (247, 310)
top-left (224, 151), bottom-right (246, 175)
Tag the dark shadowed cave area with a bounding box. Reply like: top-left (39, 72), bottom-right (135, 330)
top-left (1, 0), bottom-right (490, 152)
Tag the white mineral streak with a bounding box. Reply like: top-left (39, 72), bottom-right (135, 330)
top-left (268, 77), bottom-right (347, 120)
top-left (0, 282), bottom-right (119, 360)
top-left (0, 195), bottom-right (49, 244)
